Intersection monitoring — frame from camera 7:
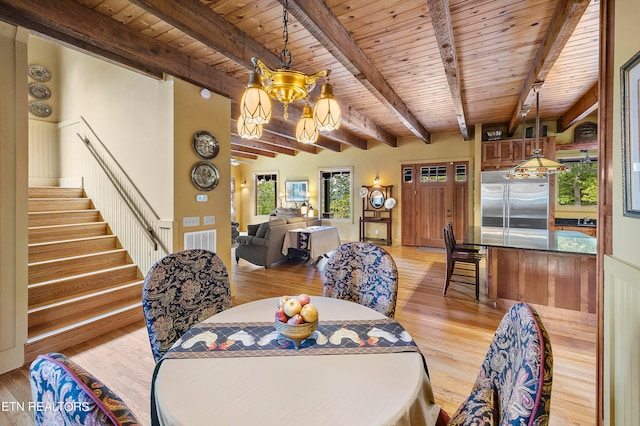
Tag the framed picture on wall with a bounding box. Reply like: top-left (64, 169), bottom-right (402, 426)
top-left (622, 50), bottom-right (640, 217)
top-left (285, 180), bottom-right (308, 202)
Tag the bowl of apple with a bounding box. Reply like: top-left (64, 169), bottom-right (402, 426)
top-left (274, 294), bottom-right (319, 349)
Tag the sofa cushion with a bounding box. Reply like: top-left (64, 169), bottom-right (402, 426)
top-left (247, 224), bottom-right (260, 236)
top-left (256, 219), bottom-right (287, 238)
top-left (286, 217), bottom-right (305, 224)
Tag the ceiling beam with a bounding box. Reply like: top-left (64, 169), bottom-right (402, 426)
top-left (283, 0), bottom-right (430, 144)
top-left (426, 0), bottom-right (469, 141)
top-left (557, 82), bottom-right (599, 132)
top-left (0, 4), bottom-right (166, 80)
top-left (127, 0), bottom-right (383, 148)
top-left (231, 140), bottom-right (294, 156)
top-left (230, 143), bottom-right (277, 158)
top-left (0, 0), bottom-right (245, 98)
top-left (230, 151), bottom-right (258, 161)
top-left (507, 0), bottom-right (592, 135)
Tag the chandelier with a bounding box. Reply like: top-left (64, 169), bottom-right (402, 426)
top-left (237, 0), bottom-right (341, 144)
top-left (506, 83), bottom-right (569, 179)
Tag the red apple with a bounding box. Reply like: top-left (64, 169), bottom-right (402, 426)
top-left (277, 296), bottom-right (291, 309)
top-left (300, 303), bottom-right (318, 323)
top-left (297, 293), bottom-right (311, 306)
top-left (283, 298), bottom-right (302, 317)
top-left (275, 307), bottom-right (288, 323)
top-left (287, 314), bottom-right (304, 325)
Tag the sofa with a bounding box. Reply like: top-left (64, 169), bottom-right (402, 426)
top-left (235, 216), bottom-right (321, 268)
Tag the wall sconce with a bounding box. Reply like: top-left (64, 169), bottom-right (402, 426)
top-left (373, 175), bottom-right (380, 186)
top-left (240, 180), bottom-right (247, 188)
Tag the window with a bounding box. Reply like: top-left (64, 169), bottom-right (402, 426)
top-left (557, 156), bottom-right (598, 207)
top-left (420, 165), bottom-right (447, 182)
top-left (255, 173), bottom-right (277, 215)
top-left (319, 168), bottom-right (352, 220)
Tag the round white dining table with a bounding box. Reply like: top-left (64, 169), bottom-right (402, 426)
top-left (153, 296), bottom-right (441, 426)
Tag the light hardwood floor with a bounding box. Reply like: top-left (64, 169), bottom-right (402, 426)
top-left (0, 245), bottom-right (596, 425)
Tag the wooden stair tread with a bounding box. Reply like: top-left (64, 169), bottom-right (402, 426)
top-left (24, 306), bottom-right (144, 363)
top-left (27, 303), bottom-right (142, 342)
top-left (29, 234), bottom-right (117, 248)
top-left (29, 222), bottom-right (107, 230)
top-left (29, 279), bottom-right (143, 311)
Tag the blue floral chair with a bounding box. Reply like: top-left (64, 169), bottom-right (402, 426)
top-left (323, 242), bottom-right (398, 318)
top-left (142, 249), bottom-right (232, 362)
top-left (448, 303), bottom-right (553, 426)
top-left (29, 352), bottom-right (140, 425)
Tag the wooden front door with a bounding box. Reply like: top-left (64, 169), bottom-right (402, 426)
top-left (401, 161), bottom-right (470, 247)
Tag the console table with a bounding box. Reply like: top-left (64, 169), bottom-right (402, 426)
top-left (359, 185), bottom-right (393, 246)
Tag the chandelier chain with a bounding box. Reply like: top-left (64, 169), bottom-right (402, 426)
top-left (279, 0), bottom-right (292, 69)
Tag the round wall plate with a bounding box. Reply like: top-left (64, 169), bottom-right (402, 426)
top-left (191, 161), bottom-right (220, 191)
top-left (193, 130), bottom-right (220, 159)
top-left (28, 100), bottom-right (52, 117)
top-left (384, 197), bottom-right (396, 209)
top-left (28, 64), bottom-right (51, 82)
top-left (358, 187), bottom-right (368, 198)
top-left (28, 82), bottom-right (51, 100)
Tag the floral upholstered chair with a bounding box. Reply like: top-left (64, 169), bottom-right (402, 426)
top-left (448, 303), bottom-right (553, 426)
top-left (323, 242), bottom-right (398, 318)
top-left (29, 352), bottom-right (140, 425)
top-left (142, 249), bottom-right (232, 362)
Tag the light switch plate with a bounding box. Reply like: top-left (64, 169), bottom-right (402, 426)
top-left (196, 194), bottom-right (208, 202)
top-left (203, 215), bottom-right (215, 225)
top-left (183, 216), bottom-right (200, 227)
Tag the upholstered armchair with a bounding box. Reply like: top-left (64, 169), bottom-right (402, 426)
top-left (29, 352), bottom-right (141, 425)
top-left (448, 302), bottom-right (553, 425)
top-left (142, 249), bottom-right (232, 362)
top-left (322, 242), bottom-right (399, 318)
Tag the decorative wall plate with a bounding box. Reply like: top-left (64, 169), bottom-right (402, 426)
top-left (358, 187), bottom-right (368, 198)
top-left (28, 100), bottom-right (52, 117)
top-left (193, 130), bottom-right (220, 159)
top-left (28, 64), bottom-right (51, 82)
top-left (28, 82), bottom-right (51, 100)
top-left (191, 161), bottom-right (220, 191)
top-left (384, 197), bottom-right (397, 209)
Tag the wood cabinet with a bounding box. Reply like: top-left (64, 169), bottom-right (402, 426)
top-left (481, 137), bottom-right (552, 170)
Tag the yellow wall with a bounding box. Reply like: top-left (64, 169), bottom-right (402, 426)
top-left (173, 78), bottom-right (232, 269)
top-left (0, 23), bottom-right (29, 372)
top-left (237, 132), bottom-right (477, 243)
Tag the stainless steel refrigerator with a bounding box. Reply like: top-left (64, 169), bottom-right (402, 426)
top-left (481, 171), bottom-right (549, 230)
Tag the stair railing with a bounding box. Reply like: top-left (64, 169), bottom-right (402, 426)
top-left (75, 116), bottom-right (170, 271)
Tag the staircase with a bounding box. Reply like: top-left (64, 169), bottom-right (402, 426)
top-left (26, 187), bottom-right (145, 362)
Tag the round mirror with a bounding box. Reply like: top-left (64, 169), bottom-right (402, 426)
top-left (369, 189), bottom-right (385, 209)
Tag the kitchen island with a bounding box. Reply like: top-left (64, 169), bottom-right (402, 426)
top-left (465, 227), bottom-right (596, 323)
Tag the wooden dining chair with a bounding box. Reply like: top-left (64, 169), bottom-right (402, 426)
top-left (322, 242), bottom-right (398, 318)
top-left (29, 352), bottom-right (141, 425)
top-left (443, 225), bottom-right (484, 301)
top-left (446, 221), bottom-right (482, 252)
top-left (447, 303), bottom-right (553, 425)
top-left (142, 249), bottom-right (232, 362)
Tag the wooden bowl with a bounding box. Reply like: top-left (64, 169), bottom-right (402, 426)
top-left (274, 319), bottom-right (318, 349)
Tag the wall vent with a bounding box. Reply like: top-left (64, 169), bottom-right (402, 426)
top-left (184, 229), bottom-right (216, 253)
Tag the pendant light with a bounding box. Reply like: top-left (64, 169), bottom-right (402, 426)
top-left (238, 0), bottom-right (340, 143)
top-left (509, 82), bottom-right (569, 178)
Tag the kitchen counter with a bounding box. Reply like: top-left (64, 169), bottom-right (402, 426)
top-left (464, 226), bottom-right (596, 255)
top-left (464, 226), bottom-right (596, 321)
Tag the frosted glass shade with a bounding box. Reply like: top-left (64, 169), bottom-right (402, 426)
top-left (237, 115), bottom-right (262, 139)
top-left (240, 71), bottom-right (271, 124)
top-left (295, 104), bottom-right (318, 144)
top-left (313, 83), bottom-right (341, 131)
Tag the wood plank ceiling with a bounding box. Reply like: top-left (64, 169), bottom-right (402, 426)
top-left (0, 0), bottom-right (599, 161)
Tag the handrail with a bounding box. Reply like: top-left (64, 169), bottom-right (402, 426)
top-left (76, 119), bottom-right (169, 255)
